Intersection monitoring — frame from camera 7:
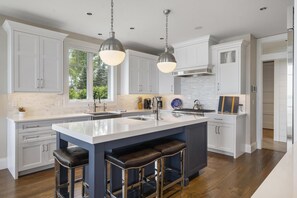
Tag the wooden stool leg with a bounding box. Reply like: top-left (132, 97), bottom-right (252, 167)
top-left (122, 169), bottom-right (128, 198)
top-left (69, 169), bottom-right (75, 198)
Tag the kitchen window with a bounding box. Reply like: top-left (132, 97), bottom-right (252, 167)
top-left (66, 39), bottom-right (116, 103)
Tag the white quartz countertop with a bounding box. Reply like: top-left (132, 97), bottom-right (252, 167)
top-left (7, 113), bottom-right (92, 123)
top-left (52, 113), bottom-right (208, 144)
top-left (252, 144), bottom-right (297, 198)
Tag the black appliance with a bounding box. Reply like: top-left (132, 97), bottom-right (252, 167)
top-left (144, 98), bottom-right (152, 109)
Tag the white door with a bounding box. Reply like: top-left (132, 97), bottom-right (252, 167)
top-left (159, 72), bottom-right (174, 94)
top-left (217, 124), bottom-right (234, 153)
top-left (138, 58), bottom-right (150, 93)
top-left (39, 37), bottom-right (63, 92)
top-left (14, 31), bottom-right (40, 92)
top-left (129, 55), bottom-right (140, 94)
top-left (217, 48), bottom-right (240, 94)
top-left (149, 59), bottom-right (159, 94)
top-left (207, 123), bottom-right (218, 149)
top-left (19, 142), bottom-right (44, 171)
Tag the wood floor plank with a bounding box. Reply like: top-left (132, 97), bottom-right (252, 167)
top-left (0, 150), bottom-right (285, 198)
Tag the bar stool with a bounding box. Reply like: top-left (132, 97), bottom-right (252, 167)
top-left (53, 146), bottom-right (89, 198)
top-left (106, 147), bottom-right (162, 198)
top-left (152, 140), bottom-right (186, 197)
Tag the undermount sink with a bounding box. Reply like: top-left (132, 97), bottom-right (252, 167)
top-left (88, 112), bottom-right (116, 116)
top-left (128, 116), bottom-right (154, 121)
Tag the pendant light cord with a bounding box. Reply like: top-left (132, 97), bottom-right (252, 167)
top-left (165, 12), bottom-right (168, 50)
top-left (111, 0), bottom-right (114, 33)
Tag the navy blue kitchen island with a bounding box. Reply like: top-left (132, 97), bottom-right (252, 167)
top-left (53, 113), bottom-right (208, 198)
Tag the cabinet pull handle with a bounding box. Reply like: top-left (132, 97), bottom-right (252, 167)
top-left (217, 83), bottom-right (220, 91)
top-left (214, 118), bottom-right (223, 121)
top-left (46, 144), bottom-right (49, 152)
top-left (25, 135), bottom-right (40, 140)
top-left (36, 79), bottom-right (40, 89)
top-left (23, 125), bottom-right (40, 129)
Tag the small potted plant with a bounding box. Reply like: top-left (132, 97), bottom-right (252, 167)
top-left (18, 107), bottom-right (26, 118)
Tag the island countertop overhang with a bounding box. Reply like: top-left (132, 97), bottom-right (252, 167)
top-left (52, 113), bottom-right (209, 144)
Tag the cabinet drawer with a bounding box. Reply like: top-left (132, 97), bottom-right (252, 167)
top-left (19, 130), bottom-right (56, 144)
top-left (206, 115), bottom-right (235, 124)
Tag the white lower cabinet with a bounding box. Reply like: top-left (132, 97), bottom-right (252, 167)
top-left (7, 116), bottom-right (91, 179)
top-left (207, 114), bottom-right (246, 158)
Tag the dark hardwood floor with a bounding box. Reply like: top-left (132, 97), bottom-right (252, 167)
top-left (0, 150), bottom-right (285, 198)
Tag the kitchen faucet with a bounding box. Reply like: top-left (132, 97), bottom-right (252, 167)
top-left (152, 96), bottom-right (162, 120)
top-left (193, 99), bottom-right (203, 110)
top-left (103, 103), bottom-right (107, 112)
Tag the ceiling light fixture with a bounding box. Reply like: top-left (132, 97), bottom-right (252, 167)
top-left (157, 9), bottom-right (176, 73)
top-left (99, 0), bottom-right (125, 66)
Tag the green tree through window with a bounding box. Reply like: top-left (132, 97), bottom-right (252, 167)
top-left (69, 49), bottom-right (109, 100)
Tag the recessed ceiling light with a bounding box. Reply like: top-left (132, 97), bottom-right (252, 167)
top-left (98, 33), bottom-right (102, 36)
top-left (87, 12), bottom-right (93, 16)
top-left (130, 27), bottom-right (135, 30)
top-left (160, 37), bottom-right (164, 40)
top-left (194, 26), bottom-right (203, 30)
top-left (260, 7), bottom-right (267, 11)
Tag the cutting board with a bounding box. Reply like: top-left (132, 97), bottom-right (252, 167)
top-left (218, 96), bottom-right (239, 113)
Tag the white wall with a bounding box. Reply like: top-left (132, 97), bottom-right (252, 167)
top-left (263, 62), bottom-right (274, 129)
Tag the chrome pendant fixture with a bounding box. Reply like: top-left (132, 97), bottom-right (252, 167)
top-left (157, 9), bottom-right (176, 73)
top-left (99, 0), bottom-right (125, 66)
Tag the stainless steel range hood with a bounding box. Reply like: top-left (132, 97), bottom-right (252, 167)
top-left (172, 65), bottom-right (214, 77)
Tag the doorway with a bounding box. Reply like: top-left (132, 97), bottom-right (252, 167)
top-left (262, 60), bottom-right (287, 152)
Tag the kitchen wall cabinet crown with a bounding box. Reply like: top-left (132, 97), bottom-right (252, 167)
top-left (212, 40), bottom-right (248, 94)
top-left (173, 35), bottom-right (217, 71)
top-left (3, 20), bottom-right (68, 93)
top-left (120, 50), bottom-right (159, 94)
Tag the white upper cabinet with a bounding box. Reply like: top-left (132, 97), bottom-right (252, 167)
top-left (3, 20), bottom-right (67, 93)
top-left (173, 35), bottom-right (217, 71)
top-left (121, 50), bottom-right (159, 94)
top-left (212, 40), bottom-right (247, 94)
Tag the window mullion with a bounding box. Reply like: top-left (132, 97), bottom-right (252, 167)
top-left (87, 53), bottom-right (94, 100)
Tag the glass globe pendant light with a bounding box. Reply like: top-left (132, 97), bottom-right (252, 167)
top-left (99, 0), bottom-right (125, 66)
top-left (157, 9), bottom-right (176, 73)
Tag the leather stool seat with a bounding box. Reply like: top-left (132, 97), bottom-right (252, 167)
top-left (53, 146), bottom-right (89, 168)
top-left (152, 140), bottom-right (186, 156)
top-left (106, 148), bottom-right (161, 169)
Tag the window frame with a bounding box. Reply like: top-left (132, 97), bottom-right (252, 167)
top-left (63, 38), bottom-right (117, 106)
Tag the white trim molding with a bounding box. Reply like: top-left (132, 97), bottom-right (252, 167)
top-left (0, 158), bottom-right (7, 170)
top-left (245, 142), bottom-right (257, 153)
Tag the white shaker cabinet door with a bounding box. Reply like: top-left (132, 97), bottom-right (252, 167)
top-left (207, 122), bottom-right (218, 149)
top-left (159, 72), bottom-right (174, 94)
top-left (149, 59), bottom-right (159, 94)
top-left (138, 57), bottom-right (150, 93)
top-left (128, 55), bottom-right (140, 94)
top-left (44, 139), bottom-right (56, 165)
top-left (39, 37), bottom-right (63, 92)
top-left (217, 124), bottom-right (234, 153)
top-left (19, 142), bottom-right (44, 171)
top-left (14, 31), bottom-right (40, 92)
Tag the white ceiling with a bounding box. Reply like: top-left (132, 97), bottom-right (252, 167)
top-left (0, 0), bottom-right (293, 54)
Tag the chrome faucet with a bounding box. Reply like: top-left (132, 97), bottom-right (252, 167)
top-left (193, 99), bottom-right (203, 110)
top-left (103, 103), bottom-right (107, 112)
top-left (152, 96), bottom-right (162, 120)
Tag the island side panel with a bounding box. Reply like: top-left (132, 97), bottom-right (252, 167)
top-left (184, 122), bottom-right (208, 180)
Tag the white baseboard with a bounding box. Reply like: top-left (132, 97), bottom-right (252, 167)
top-left (0, 158), bottom-right (7, 170)
top-left (245, 142), bottom-right (257, 153)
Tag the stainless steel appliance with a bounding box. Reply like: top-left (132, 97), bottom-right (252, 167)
top-left (172, 108), bottom-right (215, 116)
